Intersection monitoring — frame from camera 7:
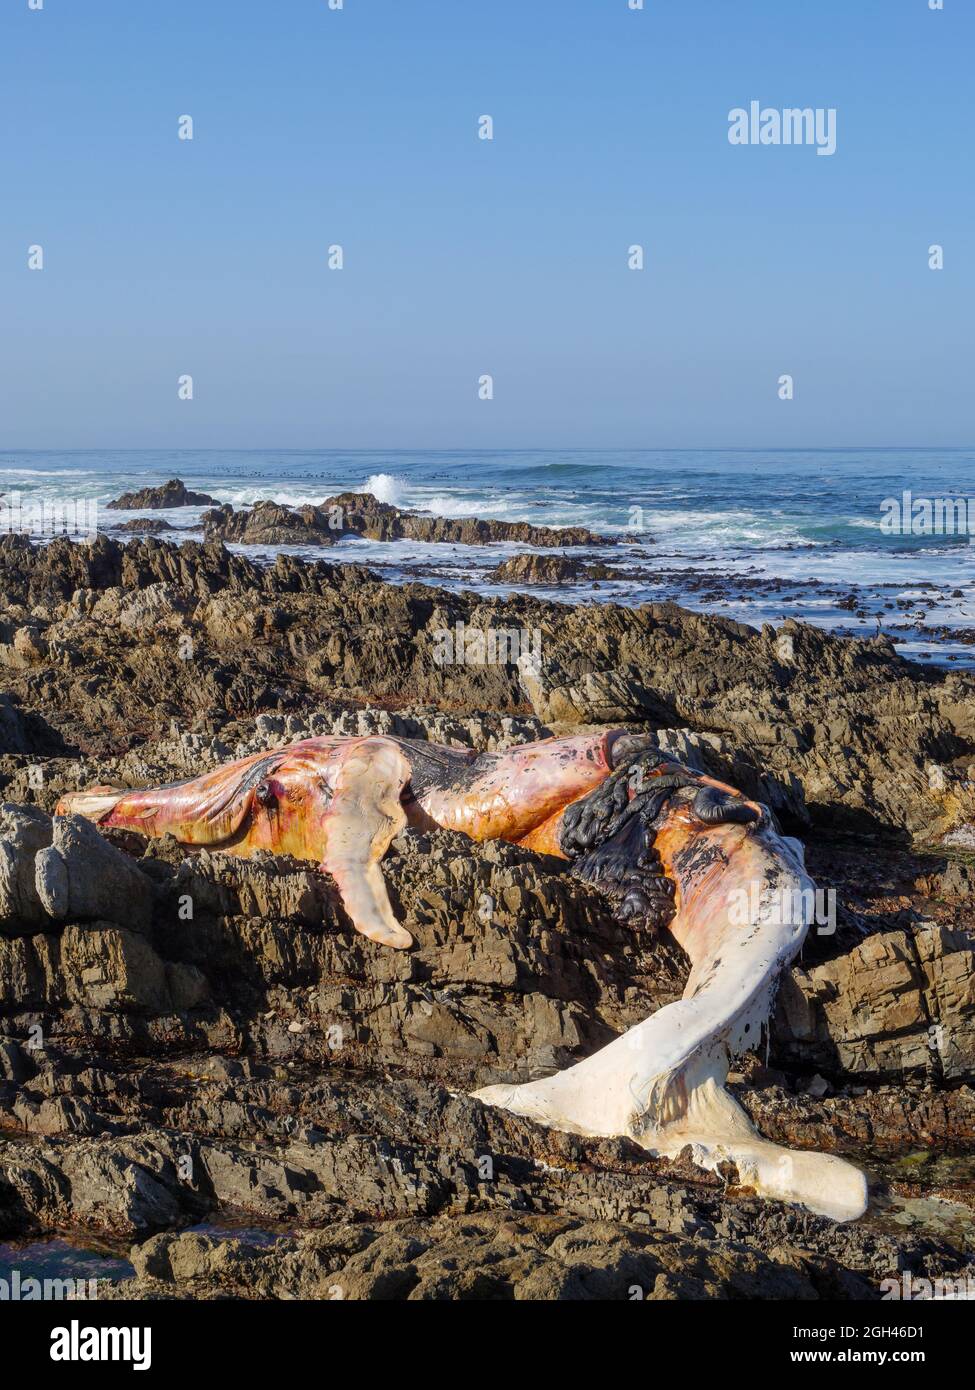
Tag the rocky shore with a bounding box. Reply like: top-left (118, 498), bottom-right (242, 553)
top-left (97, 484), bottom-right (974, 670)
top-left (104, 481), bottom-right (614, 550)
top-left (1, 533), bottom-right (974, 1299)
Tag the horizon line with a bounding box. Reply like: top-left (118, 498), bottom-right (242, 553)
top-left (3, 445), bottom-right (974, 456)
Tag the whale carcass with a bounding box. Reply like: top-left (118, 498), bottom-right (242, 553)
top-left (59, 729), bottom-right (867, 1222)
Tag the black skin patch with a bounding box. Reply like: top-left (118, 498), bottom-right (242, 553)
top-left (673, 836), bottom-right (729, 880)
top-left (560, 753), bottom-right (762, 934)
top-left (571, 812), bottom-right (677, 931)
top-left (396, 739), bottom-right (481, 801)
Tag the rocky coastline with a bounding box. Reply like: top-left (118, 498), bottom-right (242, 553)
top-left (1, 531), bottom-right (974, 1299)
top-left (97, 484), bottom-right (975, 669)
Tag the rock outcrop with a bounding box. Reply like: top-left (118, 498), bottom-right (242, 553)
top-left (200, 501), bottom-right (341, 547)
top-left (487, 554), bottom-right (619, 585)
top-left (106, 479), bottom-right (217, 510)
top-left (776, 920), bottom-right (975, 1083)
top-left (202, 492), bottom-right (613, 549)
top-left (1, 808), bottom-right (156, 935)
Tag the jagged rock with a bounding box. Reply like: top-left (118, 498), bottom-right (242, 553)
top-left (202, 492), bottom-right (612, 549)
top-left (740, 1080), bottom-right (975, 1154)
top-left (59, 923), bottom-right (179, 1014)
top-left (489, 554), bottom-right (586, 584)
top-left (519, 663), bottom-right (677, 726)
top-left (0, 935), bottom-right (46, 1010)
top-left (106, 479), bottom-right (216, 510)
top-left (170, 852), bottom-right (325, 925)
top-left (0, 804), bottom-right (53, 931)
top-left (917, 860), bottom-right (975, 897)
top-left (0, 1134), bottom-right (207, 1236)
top-left (89, 581), bottom-right (191, 633)
top-left (118, 1211), bottom-right (850, 1301)
top-left (34, 815), bottom-right (156, 931)
top-left (200, 501), bottom-right (341, 547)
top-left (488, 553), bottom-right (622, 585)
top-left (0, 806), bottom-right (157, 937)
top-left (0, 1037), bottom-right (31, 1083)
top-left (774, 920), bottom-right (975, 1082)
top-left (324, 492), bottom-right (613, 547)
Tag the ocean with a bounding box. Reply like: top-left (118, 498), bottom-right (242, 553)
top-left (1, 448), bottom-right (973, 667)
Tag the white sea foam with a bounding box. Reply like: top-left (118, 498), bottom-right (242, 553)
top-left (363, 473), bottom-right (406, 506)
top-left (221, 487), bottom-right (326, 508)
top-left (419, 492), bottom-right (514, 519)
top-left (0, 468), bottom-right (97, 477)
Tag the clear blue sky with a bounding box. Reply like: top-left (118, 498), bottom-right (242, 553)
top-left (1, 0), bottom-right (971, 449)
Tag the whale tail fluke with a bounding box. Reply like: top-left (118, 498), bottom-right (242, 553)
top-left (474, 812), bottom-right (869, 1224)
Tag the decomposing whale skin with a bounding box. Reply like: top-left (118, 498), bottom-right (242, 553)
top-left (59, 736), bottom-right (421, 948)
top-left (57, 733), bottom-right (623, 950)
top-left (475, 792), bottom-right (869, 1223)
top-left (59, 730), bottom-right (868, 1221)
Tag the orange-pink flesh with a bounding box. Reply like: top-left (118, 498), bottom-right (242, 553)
top-left (76, 736), bottom-right (359, 860)
top-left (417, 732), bottom-right (615, 844)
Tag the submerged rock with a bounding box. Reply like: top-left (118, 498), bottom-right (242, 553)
top-left (112, 518), bottom-right (178, 534)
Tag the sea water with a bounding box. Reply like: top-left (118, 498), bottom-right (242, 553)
top-left (1, 448), bottom-right (972, 666)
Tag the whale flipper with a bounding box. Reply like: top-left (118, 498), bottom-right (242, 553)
top-left (321, 738), bottom-right (413, 950)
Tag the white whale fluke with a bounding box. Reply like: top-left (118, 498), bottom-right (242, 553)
top-left (474, 809), bottom-right (868, 1224)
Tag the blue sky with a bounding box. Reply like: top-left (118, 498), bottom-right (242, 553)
top-left (1, 0), bottom-right (971, 449)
